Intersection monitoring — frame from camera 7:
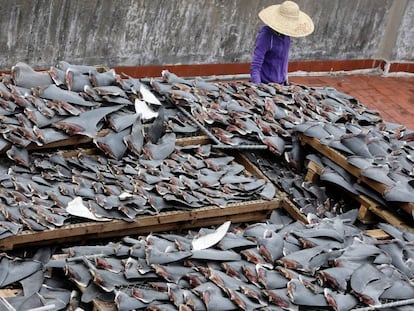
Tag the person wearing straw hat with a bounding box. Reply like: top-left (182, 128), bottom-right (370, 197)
top-left (250, 1), bottom-right (314, 85)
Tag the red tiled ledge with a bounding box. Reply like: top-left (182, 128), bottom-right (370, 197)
top-left (0, 59), bottom-right (411, 78)
top-left (387, 62), bottom-right (414, 74)
top-left (115, 59), bottom-right (413, 78)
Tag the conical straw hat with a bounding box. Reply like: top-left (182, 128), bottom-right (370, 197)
top-left (259, 1), bottom-right (314, 37)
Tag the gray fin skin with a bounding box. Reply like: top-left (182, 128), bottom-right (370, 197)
top-left (94, 128), bottom-right (129, 160)
top-left (320, 168), bottom-right (359, 195)
top-left (0, 257), bottom-right (42, 287)
top-left (54, 105), bottom-right (123, 137)
top-left (34, 84), bottom-right (97, 107)
top-left (123, 115), bottom-right (144, 156)
top-left (383, 181), bottom-right (414, 203)
top-left (361, 165), bottom-right (394, 186)
top-left (324, 288), bottom-right (358, 311)
top-left (12, 62), bottom-right (53, 88)
top-left (340, 134), bottom-right (372, 158)
top-left (287, 279), bottom-right (329, 307)
top-left (107, 110), bottom-right (140, 132)
top-left (6, 145), bottom-right (30, 167)
top-left (142, 132), bottom-right (176, 160)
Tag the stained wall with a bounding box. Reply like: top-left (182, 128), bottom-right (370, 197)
top-left (0, 0), bottom-right (412, 71)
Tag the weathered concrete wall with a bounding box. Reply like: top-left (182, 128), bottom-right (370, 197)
top-left (393, 0), bottom-right (414, 61)
top-left (0, 0), bottom-right (412, 70)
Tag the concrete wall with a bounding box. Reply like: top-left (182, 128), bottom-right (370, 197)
top-left (0, 0), bottom-right (412, 71)
top-left (393, 0), bottom-right (414, 61)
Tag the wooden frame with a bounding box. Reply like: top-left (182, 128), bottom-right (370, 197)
top-left (0, 198), bottom-right (282, 251)
top-left (298, 133), bottom-right (414, 216)
top-left (304, 157), bottom-right (413, 233)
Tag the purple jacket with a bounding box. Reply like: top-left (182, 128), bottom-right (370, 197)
top-left (250, 26), bottom-right (291, 84)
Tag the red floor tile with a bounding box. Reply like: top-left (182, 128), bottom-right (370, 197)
top-left (290, 74), bottom-right (414, 129)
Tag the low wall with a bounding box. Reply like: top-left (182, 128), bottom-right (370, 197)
top-left (0, 0), bottom-right (412, 73)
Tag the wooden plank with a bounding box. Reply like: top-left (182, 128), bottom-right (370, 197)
top-left (26, 130), bottom-right (110, 152)
top-left (400, 202), bottom-right (414, 216)
top-left (299, 133), bottom-right (386, 190)
top-left (231, 152), bottom-right (264, 178)
top-left (281, 196), bottom-right (308, 224)
top-left (176, 135), bottom-right (211, 146)
top-left (364, 229), bottom-right (390, 240)
top-left (298, 133), bottom-right (414, 215)
top-left (0, 199), bottom-right (282, 250)
top-left (27, 135), bottom-right (93, 150)
top-left (304, 160), bottom-right (322, 183)
top-left (230, 152), bottom-right (290, 201)
top-left (358, 204), bottom-right (379, 224)
top-left (0, 137), bottom-right (287, 250)
top-left (29, 135), bottom-right (212, 157)
top-left (93, 299), bottom-right (116, 311)
top-left (355, 194), bottom-right (381, 224)
top-left (365, 201), bottom-right (414, 232)
top-left (0, 289), bottom-right (21, 298)
top-left (228, 151), bottom-right (308, 224)
top-left (305, 158), bottom-right (413, 230)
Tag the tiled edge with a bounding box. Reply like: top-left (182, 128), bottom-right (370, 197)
top-left (289, 59), bottom-right (376, 73)
top-left (115, 63), bottom-right (251, 79)
top-left (0, 59), bottom-right (411, 78)
top-left (388, 62), bottom-right (414, 73)
top-left (115, 59), bottom-right (413, 78)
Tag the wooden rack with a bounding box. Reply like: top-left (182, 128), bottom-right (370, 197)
top-left (305, 157), bottom-right (413, 232)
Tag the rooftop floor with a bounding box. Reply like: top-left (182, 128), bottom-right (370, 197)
top-left (289, 73), bottom-right (414, 130)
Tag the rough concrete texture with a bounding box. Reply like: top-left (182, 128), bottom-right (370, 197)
top-left (0, 0), bottom-right (411, 70)
top-left (394, 0), bottom-right (414, 61)
top-left (290, 0), bottom-right (392, 60)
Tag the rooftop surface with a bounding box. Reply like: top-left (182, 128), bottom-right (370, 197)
top-left (290, 73), bottom-right (414, 130)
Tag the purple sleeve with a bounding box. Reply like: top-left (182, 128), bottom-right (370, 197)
top-left (250, 28), bottom-right (268, 84)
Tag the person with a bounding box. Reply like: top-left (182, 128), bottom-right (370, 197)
top-left (250, 1), bottom-right (314, 85)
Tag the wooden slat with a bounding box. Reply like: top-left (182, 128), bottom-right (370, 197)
top-left (230, 151), bottom-right (302, 223)
top-left (0, 199), bottom-right (282, 250)
top-left (357, 204), bottom-right (379, 224)
top-left (299, 133), bottom-right (387, 191)
top-left (231, 152), bottom-right (279, 189)
top-left (24, 131), bottom-right (209, 154)
top-left (304, 158), bottom-right (414, 231)
top-left (176, 135), bottom-right (212, 146)
top-left (364, 229), bottom-right (390, 240)
top-left (304, 164), bottom-right (412, 233)
top-left (355, 194), bottom-right (381, 224)
top-left (298, 133), bottom-right (414, 215)
top-left (401, 202), bottom-right (414, 216)
top-left (28, 135), bottom-right (211, 157)
top-left (0, 289), bottom-right (21, 298)
top-left (281, 196), bottom-right (308, 224)
top-left (304, 160), bottom-right (322, 183)
top-left (231, 152), bottom-right (265, 179)
top-left (26, 129), bottom-right (110, 152)
top-left (93, 299), bottom-right (116, 311)
top-left (24, 133), bottom-right (211, 153)
top-left (364, 202), bottom-right (414, 232)
top-left (27, 135), bottom-right (93, 150)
